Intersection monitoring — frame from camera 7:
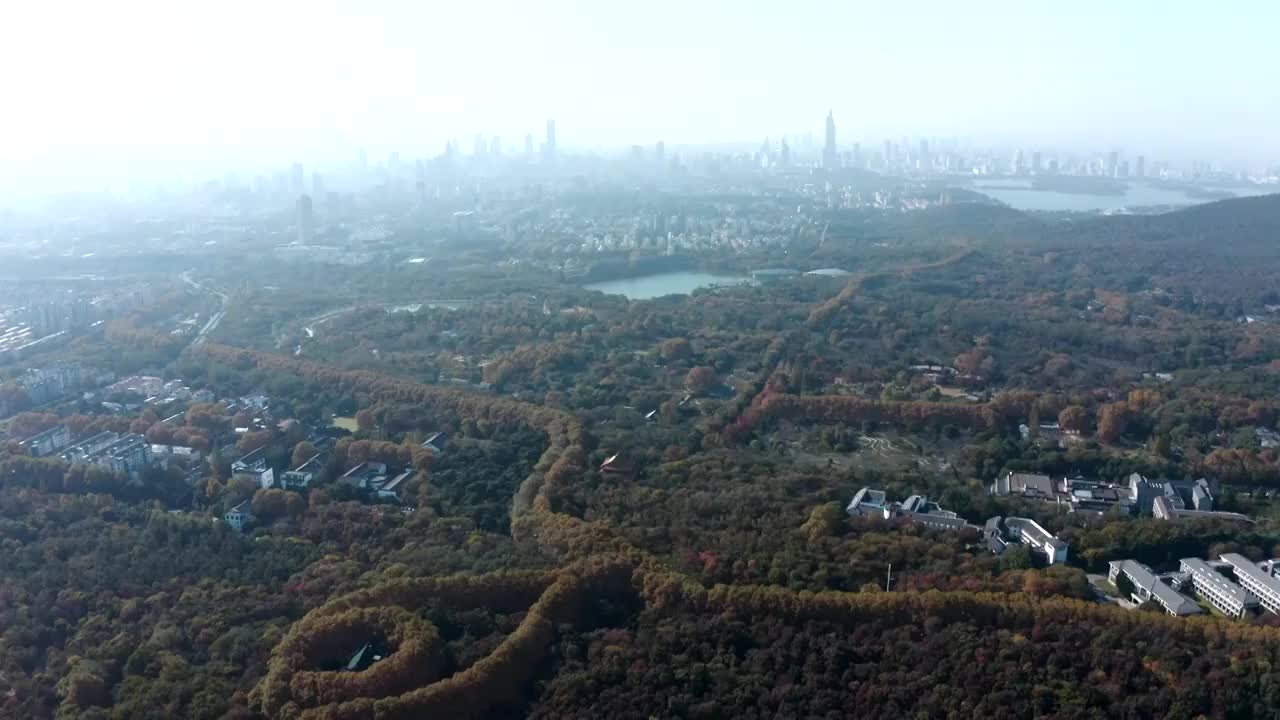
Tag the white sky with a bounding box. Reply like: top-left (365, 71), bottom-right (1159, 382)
top-left (1, 0), bottom-right (1277, 192)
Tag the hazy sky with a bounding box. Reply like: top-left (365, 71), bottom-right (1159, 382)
top-left (1, 0), bottom-right (1277, 192)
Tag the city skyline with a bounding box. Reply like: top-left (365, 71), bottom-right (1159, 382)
top-left (2, 1), bottom-right (1279, 195)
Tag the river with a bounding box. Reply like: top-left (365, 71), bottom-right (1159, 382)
top-left (583, 271), bottom-right (750, 300)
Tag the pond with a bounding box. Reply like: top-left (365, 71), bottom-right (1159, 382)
top-left (583, 271), bottom-right (750, 300)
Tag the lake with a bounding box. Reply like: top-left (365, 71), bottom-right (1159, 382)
top-left (584, 271), bottom-right (750, 299)
top-left (971, 178), bottom-right (1274, 212)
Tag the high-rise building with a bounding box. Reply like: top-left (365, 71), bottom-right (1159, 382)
top-left (1107, 151), bottom-right (1120, 178)
top-left (1012, 150), bottom-right (1025, 175)
top-left (311, 172), bottom-right (324, 201)
top-left (290, 163), bottom-right (305, 195)
top-left (655, 141), bottom-right (665, 165)
top-left (473, 134), bottom-right (487, 158)
top-left (490, 136), bottom-right (502, 157)
top-left (524, 134), bottom-right (534, 157)
top-left (780, 138), bottom-right (791, 168)
top-left (296, 194), bottom-right (314, 244)
top-left (543, 118), bottom-right (557, 163)
top-left (1135, 155), bottom-right (1146, 179)
top-left (823, 110), bottom-right (838, 169)
top-left (1031, 152), bottom-right (1042, 174)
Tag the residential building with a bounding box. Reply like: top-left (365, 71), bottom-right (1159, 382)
top-left (1222, 553), bottom-right (1280, 614)
top-left (1179, 558), bottom-right (1258, 618)
top-left (1108, 559), bottom-right (1203, 616)
top-left (59, 431), bottom-right (153, 477)
top-left (20, 424), bottom-right (71, 457)
top-left (224, 500), bottom-right (254, 532)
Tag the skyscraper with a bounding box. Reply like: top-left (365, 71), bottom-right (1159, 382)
top-left (311, 172), bottom-right (324, 201)
top-left (1135, 155), bottom-right (1146, 179)
top-left (543, 118), bottom-right (557, 163)
top-left (1107, 151), bottom-right (1119, 178)
top-left (296, 194), bottom-right (314, 244)
top-left (524, 134), bottom-right (534, 157)
top-left (1031, 152), bottom-right (1042, 174)
top-left (823, 110), bottom-right (837, 169)
top-left (290, 163), bottom-right (304, 195)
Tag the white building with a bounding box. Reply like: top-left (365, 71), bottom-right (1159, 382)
top-left (1004, 517), bottom-right (1069, 564)
top-left (1108, 559), bottom-right (1203, 616)
top-left (1222, 553), bottom-right (1280, 614)
top-left (224, 500), bottom-right (254, 532)
top-left (1179, 558), bottom-right (1258, 618)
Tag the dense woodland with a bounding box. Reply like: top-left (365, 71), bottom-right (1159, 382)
top-left (5, 195), bottom-right (1280, 717)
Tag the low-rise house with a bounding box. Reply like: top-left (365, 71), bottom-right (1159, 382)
top-left (376, 470), bottom-right (416, 501)
top-left (340, 461), bottom-right (389, 490)
top-left (282, 453), bottom-right (326, 490)
top-left (224, 500), bottom-right (254, 532)
top-left (990, 471), bottom-right (1056, 498)
top-left (1108, 559), bottom-right (1203, 616)
top-left (993, 517), bottom-right (1069, 564)
top-left (1153, 495), bottom-right (1252, 523)
top-left (848, 488), bottom-right (972, 531)
top-left (599, 453), bottom-right (635, 478)
top-left (421, 431), bottom-right (448, 456)
top-left (1179, 557), bottom-right (1258, 618)
top-left (231, 448), bottom-right (275, 489)
top-left (846, 487), bottom-right (888, 517)
top-left (885, 494), bottom-right (971, 531)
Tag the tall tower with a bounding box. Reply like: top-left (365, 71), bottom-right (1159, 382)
top-left (823, 110), bottom-right (837, 169)
top-left (543, 118), bottom-right (558, 163)
top-left (1135, 155), bottom-right (1146, 179)
top-left (296, 194), bottom-right (314, 244)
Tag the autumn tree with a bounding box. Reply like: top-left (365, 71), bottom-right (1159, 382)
top-left (237, 430), bottom-right (273, 454)
top-left (1096, 402), bottom-right (1132, 444)
top-left (1058, 405), bottom-right (1090, 434)
top-left (355, 408), bottom-right (377, 432)
top-left (659, 338), bottom-right (693, 362)
top-left (291, 441), bottom-right (318, 469)
top-left (685, 366), bottom-right (718, 395)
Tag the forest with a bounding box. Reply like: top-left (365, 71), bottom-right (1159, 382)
top-left (5, 195), bottom-right (1280, 718)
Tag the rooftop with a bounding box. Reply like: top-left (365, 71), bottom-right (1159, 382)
top-left (1222, 553), bottom-right (1280, 597)
top-left (1110, 559), bottom-right (1203, 616)
top-left (1181, 557), bottom-right (1257, 606)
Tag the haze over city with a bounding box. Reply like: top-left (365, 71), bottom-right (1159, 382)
top-left (2, 0), bottom-right (1278, 195)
